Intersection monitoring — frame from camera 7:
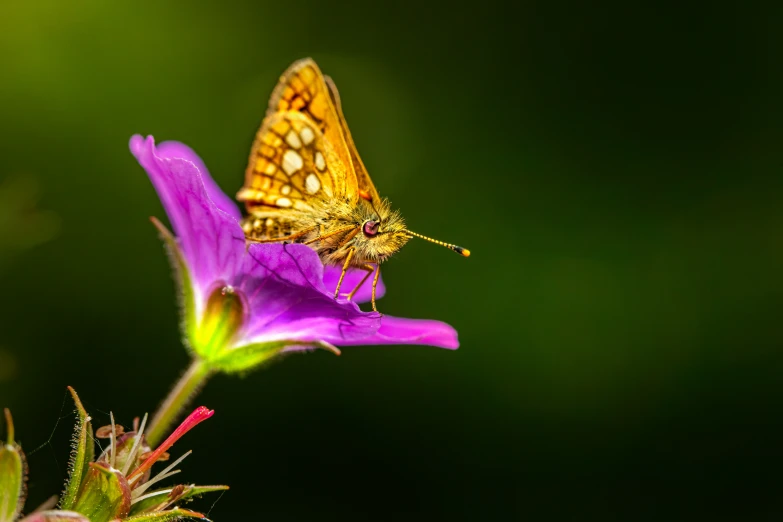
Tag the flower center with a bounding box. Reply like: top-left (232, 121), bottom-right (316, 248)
top-left (195, 285), bottom-right (246, 358)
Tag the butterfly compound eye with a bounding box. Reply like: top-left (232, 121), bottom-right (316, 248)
top-left (363, 220), bottom-right (380, 237)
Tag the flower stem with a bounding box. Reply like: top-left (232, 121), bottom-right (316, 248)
top-left (146, 359), bottom-right (212, 447)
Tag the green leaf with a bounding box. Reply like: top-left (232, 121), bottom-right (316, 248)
top-left (152, 217), bottom-right (198, 352)
top-left (72, 463), bottom-right (130, 522)
top-left (59, 387), bottom-right (94, 511)
top-left (122, 507), bottom-right (207, 521)
top-left (0, 409), bottom-right (26, 522)
top-left (208, 341), bottom-right (287, 374)
top-left (129, 485), bottom-right (228, 516)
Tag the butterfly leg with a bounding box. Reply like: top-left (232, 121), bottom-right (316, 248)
top-left (334, 227), bottom-right (360, 249)
top-left (333, 247), bottom-right (355, 299)
top-left (343, 263), bottom-right (376, 301)
top-left (341, 263), bottom-right (381, 313)
top-left (370, 262), bottom-right (381, 313)
top-left (304, 224), bottom-right (358, 246)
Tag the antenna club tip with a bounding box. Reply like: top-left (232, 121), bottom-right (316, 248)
top-left (454, 246), bottom-right (471, 257)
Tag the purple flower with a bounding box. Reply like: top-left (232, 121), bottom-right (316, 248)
top-left (129, 135), bottom-right (457, 373)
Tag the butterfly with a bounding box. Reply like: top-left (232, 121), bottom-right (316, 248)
top-left (236, 58), bottom-right (469, 312)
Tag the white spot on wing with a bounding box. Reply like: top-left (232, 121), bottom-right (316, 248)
top-left (299, 126), bottom-right (315, 146)
top-left (282, 150), bottom-right (303, 175)
top-left (314, 151), bottom-right (326, 171)
top-left (285, 130), bottom-right (302, 149)
top-left (281, 184), bottom-right (291, 195)
top-left (305, 173), bottom-right (321, 195)
top-left (276, 197), bottom-right (292, 208)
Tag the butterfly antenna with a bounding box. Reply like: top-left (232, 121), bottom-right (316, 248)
top-left (404, 230), bottom-right (470, 257)
top-left (360, 190), bottom-right (382, 219)
top-left (370, 199), bottom-right (381, 218)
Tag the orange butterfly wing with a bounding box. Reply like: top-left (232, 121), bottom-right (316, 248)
top-left (323, 74), bottom-right (381, 203)
top-left (236, 110), bottom-right (344, 212)
top-left (237, 58), bottom-right (379, 214)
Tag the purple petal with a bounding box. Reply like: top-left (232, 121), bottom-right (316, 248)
top-left (236, 243), bottom-right (381, 345)
top-left (156, 140), bottom-right (242, 221)
top-left (339, 315), bottom-right (459, 349)
top-left (322, 265), bottom-right (386, 304)
top-left (131, 135), bottom-right (246, 293)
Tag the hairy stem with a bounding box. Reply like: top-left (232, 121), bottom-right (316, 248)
top-left (146, 359), bottom-right (212, 447)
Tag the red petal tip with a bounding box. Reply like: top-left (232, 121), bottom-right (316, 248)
top-left (127, 406), bottom-right (214, 481)
top-left (193, 406), bottom-right (215, 419)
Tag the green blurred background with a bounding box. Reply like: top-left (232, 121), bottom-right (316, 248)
top-left (1, 1), bottom-right (782, 519)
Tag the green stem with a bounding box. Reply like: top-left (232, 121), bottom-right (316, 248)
top-left (146, 359), bottom-right (212, 447)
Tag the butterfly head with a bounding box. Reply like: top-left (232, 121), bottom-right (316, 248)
top-left (352, 197), bottom-right (470, 263)
top-left (351, 198), bottom-right (411, 263)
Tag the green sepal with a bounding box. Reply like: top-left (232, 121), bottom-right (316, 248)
top-left (122, 507), bottom-right (207, 521)
top-left (152, 217), bottom-right (198, 355)
top-left (0, 446), bottom-right (25, 522)
top-left (0, 410), bottom-right (26, 522)
top-left (17, 510), bottom-right (90, 522)
top-left (209, 340), bottom-right (340, 373)
top-left (208, 342), bottom-right (287, 374)
top-left (72, 463), bottom-right (130, 522)
top-left (129, 485), bottom-right (228, 516)
top-left (59, 388), bottom-right (94, 511)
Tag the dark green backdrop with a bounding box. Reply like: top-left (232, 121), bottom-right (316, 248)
top-left (1, 1), bottom-right (782, 520)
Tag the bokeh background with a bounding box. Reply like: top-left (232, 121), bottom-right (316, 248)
top-left (1, 1), bottom-right (782, 520)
